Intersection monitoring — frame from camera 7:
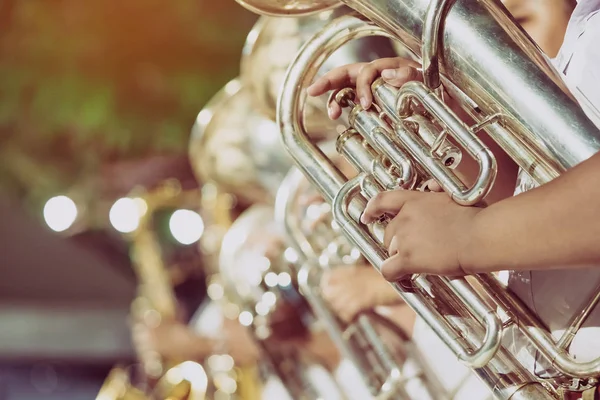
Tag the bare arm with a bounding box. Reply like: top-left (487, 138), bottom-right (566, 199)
top-left (359, 151), bottom-right (600, 280)
top-left (463, 151), bottom-right (600, 273)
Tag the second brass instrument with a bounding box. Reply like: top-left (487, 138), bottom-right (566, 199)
top-left (220, 204), bottom-right (349, 400)
top-left (190, 77), bottom-right (347, 399)
top-left (97, 181), bottom-right (209, 400)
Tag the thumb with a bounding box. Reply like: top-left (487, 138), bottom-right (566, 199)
top-left (381, 66), bottom-right (422, 88)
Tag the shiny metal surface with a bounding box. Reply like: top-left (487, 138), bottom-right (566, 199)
top-left (331, 176), bottom-right (553, 400)
top-left (274, 165), bottom-right (448, 400)
top-left (276, 3), bottom-right (600, 397)
top-left (189, 78), bottom-right (293, 205)
top-left (233, 0), bottom-right (340, 17)
top-left (96, 181), bottom-right (210, 400)
top-left (219, 204), bottom-right (348, 400)
top-left (240, 13), bottom-right (334, 138)
top-left (339, 0), bottom-right (600, 179)
top-left (240, 10), bottom-right (400, 142)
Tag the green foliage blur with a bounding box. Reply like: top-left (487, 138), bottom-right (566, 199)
top-left (0, 0), bottom-right (256, 209)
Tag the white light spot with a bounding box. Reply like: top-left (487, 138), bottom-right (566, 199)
top-left (257, 256), bottom-right (271, 272)
top-left (224, 80), bottom-right (242, 95)
top-left (133, 197), bottom-right (148, 217)
top-left (284, 247), bottom-right (299, 263)
top-left (239, 311), bottom-right (253, 327)
top-left (196, 109), bottom-right (213, 127)
top-left (207, 282), bottom-right (224, 300)
top-left (264, 272), bottom-right (278, 287)
top-left (255, 301), bottom-right (270, 316)
top-left (169, 209), bottom-right (205, 245)
top-left (277, 272), bottom-right (292, 287)
top-left (497, 270), bottom-right (510, 287)
top-left (262, 292), bottom-right (276, 307)
top-left (109, 198), bottom-right (140, 233)
top-left (43, 196), bottom-right (77, 232)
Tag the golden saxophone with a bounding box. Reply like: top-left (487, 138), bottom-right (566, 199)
top-left (274, 161), bottom-right (449, 400)
top-left (97, 180), bottom-right (209, 400)
top-left (232, 0), bottom-right (600, 399)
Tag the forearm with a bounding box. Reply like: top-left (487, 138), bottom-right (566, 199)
top-left (463, 152), bottom-right (600, 273)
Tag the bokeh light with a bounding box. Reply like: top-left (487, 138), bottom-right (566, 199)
top-left (109, 198), bottom-right (141, 233)
top-left (169, 209), bottom-right (204, 245)
top-left (43, 196), bottom-right (78, 232)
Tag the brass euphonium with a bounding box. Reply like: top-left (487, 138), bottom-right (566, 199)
top-left (233, 0), bottom-right (600, 399)
top-left (97, 180), bottom-right (209, 400)
top-left (274, 161), bottom-right (449, 400)
top-left (219, 204), bottom-right (348, 400)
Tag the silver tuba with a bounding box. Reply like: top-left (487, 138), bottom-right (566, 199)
top-left (219, 204), bottom-right (349, 400)
top-left (234, 0), bottom-right (600, 399)
top-left (274, 159), bottom-right (449, 400)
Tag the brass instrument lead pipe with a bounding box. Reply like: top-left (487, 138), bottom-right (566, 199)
top-left (276, 169), bottom-right (414, 399)
top-left (339, 0), bottom-right (600, 175)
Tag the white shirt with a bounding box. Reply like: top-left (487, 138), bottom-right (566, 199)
top-left (510, 0), bottom-right (600, 377)
top-left (412, 318), bottom-right (495, 399)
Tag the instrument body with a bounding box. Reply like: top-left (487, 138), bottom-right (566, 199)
top-left (245, 0), bottom-right (600, 399)
top-left (189, 79), bottom-right (294, 206)
top-left (219, 204), bottom-right (348, 400)
top-left (97, 180), bottom-right (209, 400)
top-left (275, 164), bottom-right (450, 400)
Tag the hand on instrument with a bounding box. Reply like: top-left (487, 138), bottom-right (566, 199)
top-left (361, 190), bottom-right (481, 281)
top-left (221, 318), bottom-right (261, 366)
top-left (320, 264), bottom-right (401, 323)
top-left (306, 57), bottom-right (420, 119)
top-left (132, 317), bottom-right (212, 363)
top-left (302, 330), bottom-right (342, 371)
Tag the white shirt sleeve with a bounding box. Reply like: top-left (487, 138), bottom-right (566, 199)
top-left (562, 10), bottom-right (600, 128)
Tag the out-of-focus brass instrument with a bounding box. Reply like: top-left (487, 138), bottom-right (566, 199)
top-left (190, 77), bottom-right (358, 399)
top-left (219, 204), bottom-right (348, 400)
top-left (275, 163), bottom-right (448, 400)
top-left (189, 78), bottom-right (292, 207)
top-left (191, 77), bottom-right (329, 399)
top-left (240, 8), bottom-right (402, 143)
top-left (232, 0), bottom-right (600, 399)
top-left (97, 180), bottom-right (209, 400)
top-left (189, 77), bottom-right (296, 400)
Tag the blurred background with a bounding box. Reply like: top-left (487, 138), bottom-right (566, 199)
top-left (0, 1), bottom-right (256, 398)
